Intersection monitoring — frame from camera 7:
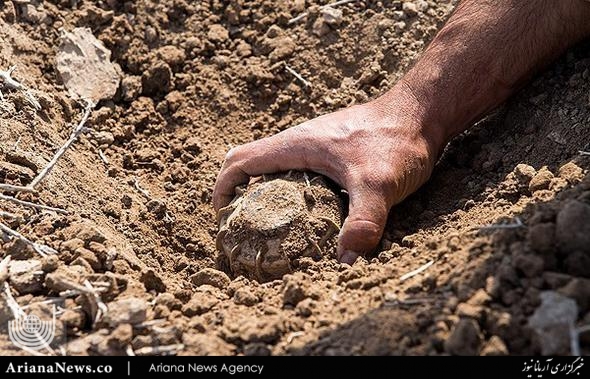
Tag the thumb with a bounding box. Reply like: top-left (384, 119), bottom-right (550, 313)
top-left (337, 187), bottom-right (389, 265)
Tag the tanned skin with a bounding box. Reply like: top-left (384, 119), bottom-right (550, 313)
top-left (214, 0), bottom-right (590, 264)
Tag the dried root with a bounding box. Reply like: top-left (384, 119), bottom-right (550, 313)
top-left (0, 65), bottom-right (41, 110)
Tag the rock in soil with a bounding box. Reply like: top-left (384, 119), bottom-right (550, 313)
top-left (104, 297), bottom-right (148, 326)
top-left (528, 291), bottom-right (578, 355)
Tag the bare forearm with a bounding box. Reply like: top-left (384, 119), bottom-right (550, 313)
top-left (376, 0), bottom-right (590, 153)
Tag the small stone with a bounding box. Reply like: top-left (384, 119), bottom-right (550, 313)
top-left (295, 298), bottom-right (314, 317)
top-left (321, 6), bottom-right (342, 26)
top-left (415, 0), bottom-right (429, 12)
top-left (121, 194), bottom-right (132, 208)
top-left (529, 291), bottom-right (578, 355)
top-left (107, 324), bottom-right (133, 348)
top-left (268, 36), bottom-right (296, 61)
top-left (527, 223), bottom-right (555, 254)
top-left (104, 297), bottom-right (148, 326)
top-left (558, 162), bottom-right (584, 184)
top-left (266, 25), bottom-right (283, 38)
top-left (140, 269), bottom-right (167, 292)
top-left (60, 309), bottom-right (86, 332)
top-left (282, 275), bottom-right (308, 306)
top-left (456, 303), bottom-right (484, 320)
top-left (142, 62), bottom-right (173, 96)
top-left (542, 271), bottom-right (572, 289)
top-left (61, 238), bottom-right (85, 252)
top-left (556, 200), bottom-right (590, 254)
top-left (8, 259), bottom-right (43, 294)
top-left (563, 251), bottom-right (590, 277)
top-left (402, 2), bottom-right (418, 17)
top-left (182, 333), bottom-right (234, 355)
top-left (558, 278), bottom-right (590, 313)
top-left (233, 288), bottom-right (259, 306)
top-left (120, 75), bottom-right (142, 102)
top-left (156, 45), bottom-right (186, 70)
top-left (41, 255), bottom-right (59, 273)
top-left (182, 293), bottom-right (219, 317)
top-left (480, 335), bottom-right (509, 356)
top-left (95, 131), bottom-right (114, 146)
top-left (75, 247), bottom-right (101, 271)
top-left (514, 253), bottom-right (544, 278)
top-left (146, 199), bottom-right (167, 217)
top-left (529, 167), bottom-right (554, 193)
top-left (514, 164), bottom-right (536, 186)
top-left (393, 21), bottom-right (406, 32)
top-left (207, 24), bottom-right (229, 43)
top-left (44, 265), bottom-right (86, 292)
top-left (444, 318), bottom-right (483, 356)
top-left (183, 137), bottom-right (202, 154)
top-left (312, 17), bottom-right (330, 37)
top-left (243, 343), bottom-right (271, 356)
top-left (155, 292), bottom-right (182, 311)
top-left (68, 223), bottom-right (106, 245)
top-left (237, 316), bottom-right (283, 343)
top-left (190, 268), bottom-right (231, 289)
top-left (393, 10), bottom-right (406, 20)
top-left (467, 289), bottom-right (491, 306)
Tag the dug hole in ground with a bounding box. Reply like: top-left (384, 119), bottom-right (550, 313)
top-left (0, 0), bottom-right (589, 356)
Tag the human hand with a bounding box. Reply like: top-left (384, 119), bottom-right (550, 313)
top-left (213, 93), bottom-right (444, 264)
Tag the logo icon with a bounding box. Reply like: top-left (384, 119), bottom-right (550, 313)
top-left (8, 305), bottom-right (56, 351)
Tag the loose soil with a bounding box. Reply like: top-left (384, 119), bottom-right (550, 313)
top-left (0, 0), bottom-right (589, 356)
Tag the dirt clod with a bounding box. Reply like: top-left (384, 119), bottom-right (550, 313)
top-left (444, 318), bottom-right (483, 356)
top-left (104, 297), bottom-right (148, 327)
top-left (190, 268), bottom-right (231, 289)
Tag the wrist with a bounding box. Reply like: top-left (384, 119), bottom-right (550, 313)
top-left (367, 79), bottom-right (449, 161)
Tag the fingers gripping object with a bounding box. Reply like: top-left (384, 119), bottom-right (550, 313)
top-left (216, 171), bottom-right (344, 282)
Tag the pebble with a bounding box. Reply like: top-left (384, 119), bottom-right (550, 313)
top-left (558, 162), bottom-right (584, 184)
top-left (529, 167), bottom-right (554, 193)
top-left (282, 275), bottom-right (308, 306)
top-left (8, 259), bottom-right (43, 294)
top-left (190, 268), bottom-right (231, 289)
top-left (321, 6), bottom-right (342, 26)
top-left (528, 291), bottom-right (577, 355)
top-left (233, 288), bottom-right (259, 306)
top-left (402, 2), bottom-right (418, 17)
top-left (104, 297), bottom-right (148, 326)
top-left (558, 278), bottom-right (590, 313)
top-left (182, 293), bottom-right (219, 317)
top-left (480, 335), bottom-right (509, 356)
top-left (444, 318), bottom-right (483, 355)
top-left (207, 24), bottom-right (229, 43)
top-left (555, 200), bottom-right (590, 254)
top-left (526, 222), bottom-right (555, 254)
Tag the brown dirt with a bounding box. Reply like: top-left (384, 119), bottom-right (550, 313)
top-left (0, 0), bottom-right (589, 356)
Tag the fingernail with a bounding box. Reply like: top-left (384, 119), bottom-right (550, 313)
top-left (339, 250), bottom-right (359, 265)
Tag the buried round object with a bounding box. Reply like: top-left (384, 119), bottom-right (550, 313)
top-left (216, 172), bottom-right (344, 282)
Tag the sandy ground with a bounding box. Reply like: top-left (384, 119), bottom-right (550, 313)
top-left (0, 0), bottom-right (589, 356)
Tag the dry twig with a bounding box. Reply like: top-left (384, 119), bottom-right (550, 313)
top-left (0, 210), bottom-right (21, 221)
top-left (477, 217), bottom-right (524, 231)
top-left (0, 193), bottom-right (68, 214)
top-left (134, 177), bottom-right (151, 199)
top-left (0, 183), bottom-right (35, 193)
top-left (399, 260), bottom-right (434, 282)
top-left (284, 65), bottom-right (312, 88)
top-left (0, 66), bottom-right (42, 110)
top-left (29, 99), bottom-right (95, 189)
top-left (0, 220), bottom-right (57, 256)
